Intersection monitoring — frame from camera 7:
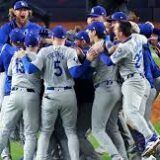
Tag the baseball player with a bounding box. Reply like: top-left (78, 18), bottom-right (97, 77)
top-left (0, 33), bottom-right (42, 160)
top-left (87, 5), bottom-right (107, 25)
top-left (86, 21), bottom-right (127, 160)
top-left (0, 28), bottom-right (25, 160)
top-left (19, 25), bottom-right (98, 160)
top-left (0, 0), bottom-right (41, 45)
top-left (95, 21), bottom-right (160, 158)
top-left (73, 31), bottom-right (101, 160)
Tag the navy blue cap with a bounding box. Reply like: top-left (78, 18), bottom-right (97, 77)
top-left (25, 33), bottom-right (40, 47)
top-left (9, 28), bottom-right (25, 44)
top-left (14, 1), bottom-right (29, 10)
top-left (75, 31), bottom-right (90, 44)
top-left (87, 21), bottom-right (106, 35)
top-left (139, 23), bottom-right (153, 38)
top-left (52, 25), bottom-right (66, 39)
top-left (107, 12), bottom-right (128, 22)
top-left (153, 28), bottom-right (160, 36)
top-left (88, 5), bottom-right (107, 17)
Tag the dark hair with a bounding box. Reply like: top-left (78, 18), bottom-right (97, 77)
top-left (118, 21), bottom-right (132, 37)
top-left (96, 32), bottom-right (106, 39)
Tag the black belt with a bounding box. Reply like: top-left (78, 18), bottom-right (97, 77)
top-left (12, 87), bottom-right (35, 93)
top-left (126, 73), bottom-right (144, 79)
top-left (95, 80), bottom-right (113, 88)
top-left (47, 86), bottom-right (72, 90)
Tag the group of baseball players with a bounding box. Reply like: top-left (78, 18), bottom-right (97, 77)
top-left (1, 1), bottom-right (160, 160)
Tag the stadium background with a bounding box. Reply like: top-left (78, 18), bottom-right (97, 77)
top-left (0, 0), bottom-right (160, 159)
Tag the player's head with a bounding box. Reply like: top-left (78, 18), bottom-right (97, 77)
top-left (24, 33), bottom-right (40, 52)
top-left (74, 31), bottom-right (90, 48)
top-left (87, 5), bottom-right (107, 24)
top-left (149, 28), bottom-right (160, 46)
top-left (139, 22), bottom-right (154, 39)
top-left (106, 12), bottom-right (128, 32)
top-left (87, 21), bottom-right (106, 43)
top-left (114, 21), bottom-right (132, 41)
top-left (9, 1), bottom-right (31, 25)
top-left (52, 25), bottom-right (67, 45)
top-left (9, 28), bottom-right (25, 48)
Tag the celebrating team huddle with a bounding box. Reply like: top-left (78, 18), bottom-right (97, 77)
top-left (1, 1), bottom-right (160, 160)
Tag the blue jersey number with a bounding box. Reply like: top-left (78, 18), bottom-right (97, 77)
top-left (16, 59), bottom-right (25, 73)
top-left (134, 52), bottom-right (142, 68)
top-left (54, 60), bottom-right (62, 76)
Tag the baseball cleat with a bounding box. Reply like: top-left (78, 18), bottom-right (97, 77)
top-left (142, 133), bottom-right (160, 158)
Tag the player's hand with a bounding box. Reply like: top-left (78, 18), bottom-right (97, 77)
top-left (91, 41), bottom-right (104, 54)
top-left (15, 50), bottom-right (26, 59)
top-left (86, 49), bottom-right (98, 61)
top-left (108, 45), bottom-right (118, 54)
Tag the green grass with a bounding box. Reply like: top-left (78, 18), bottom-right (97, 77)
top-left (1, 123), bottom-right (160, 160)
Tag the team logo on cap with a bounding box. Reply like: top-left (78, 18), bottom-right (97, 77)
top-left (91, 8), bottom-right (94, 13)
top-left (21, 1), bottom-right (26, 6)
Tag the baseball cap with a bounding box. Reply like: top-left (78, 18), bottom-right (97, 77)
top-left (14, 1), bottom-right (30, 10)
top-left (88, 5), bottom-right (107, 17)
top-left (52, 25), bottom-right (67, 39)
top-left (87, 21), bottom-right (106, 35)
top-left (107, 12), bottom-right (128, 22)
top-left (9, 28), bottom-right (25, 44)
top-left (75, 31), bottom-right (90, 44)
top-left (25, 33), bottom-right (40, 47)
top-left (139, 23), bottom-right (153, 38)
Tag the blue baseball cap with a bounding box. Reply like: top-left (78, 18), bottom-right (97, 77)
top-left (139, 23), bottom-right (153, 38)
top-left (25, 33), bottom-right (40, 47)
top-left (88, 5), bottom-right (107, 17)
top-left (14, 1), bottom-right (30, 10)
top-left (107, 12), bottom-right (128, 22)
top-left (75, 31), bottom-right (90, 44)
top-left (52, 25), bottom-right (67, 39)
top-left (9, 28), bottom-right (25, 44)
top-left (87, 21), bottom-right (106, 35)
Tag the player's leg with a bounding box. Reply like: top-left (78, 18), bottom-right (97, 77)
top-left (144, 88), bottom-right (157, 125)
top-left (139, 79), bottom-right (151, 116)
top-left (36, 96), bottom-right (58, 160)
top-left (122, 78), bottom-right (159, 157)
top-left (106, 101), bottom-right (128, 160)
top-left (22, 92), bottom-right (40, 160)
top-left (54, 115), bottom-right (70, 160)
top-left (0, 92), bottom-right (22, 154)
top-left (60, 89), bottom-right (79, 160)
top-left (0, 96), bottom-right (12, 160)
top-left (91, 83), bottom-right (122, 159)
top-left (77, 102), bottom-right (100, 160)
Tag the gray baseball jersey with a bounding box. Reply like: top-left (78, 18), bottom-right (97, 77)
top-left (31, 45), bottom-right (81, 89)
top-left (8, 51), bottom-right (42, 94)
top-left (110, 33), bottom-right (147, 79)
top-left (91, 57), bottom-right (118, 85)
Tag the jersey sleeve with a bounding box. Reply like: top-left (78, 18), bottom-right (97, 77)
top-left (0, 55), bottom-right (4, 72)
top-left (31, 48), bottom-right (45, 70)
top-left (7, 56), bottom-right (14, 76)
top-left (0, 24), bottom-right (11, 45)
top-left (67, 48), bottom-right (81, 69)
top-left (110, 45), bottom-right (129, 64)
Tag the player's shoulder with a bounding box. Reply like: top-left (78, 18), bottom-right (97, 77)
top-left (27, 21), bottom-right (41, 30)
top-left (132, 33), bottom-right (147, 43)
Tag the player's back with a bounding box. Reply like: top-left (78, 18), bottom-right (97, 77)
top-left (8, 51), bottom-right (42, 94)
top-left (111, 33), bottom-right (147, 79)
top-left (38, 45), bottom-right (80, 88)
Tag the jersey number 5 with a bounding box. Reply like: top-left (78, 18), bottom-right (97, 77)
top-left (54, 60), bottom-right (62, 77)
top-left (16, 59), bottom-right (25, 73)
